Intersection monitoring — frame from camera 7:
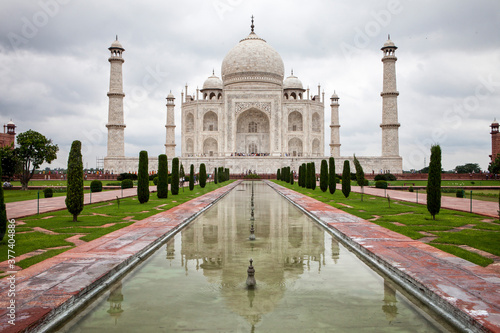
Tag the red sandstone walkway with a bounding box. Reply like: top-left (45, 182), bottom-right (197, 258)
top-left (5, 186), bottom-right (157, 220)
top-left (268, 181), bottom-right (500, 332)
top-left (0, 181), bottom-right (241, 333)
top-left (347, 184), bottom-right (499, 218)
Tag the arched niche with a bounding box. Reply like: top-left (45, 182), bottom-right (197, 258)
top-left (288, 111), bottom-right (303, 132)
top-left (203, 137), bottom-right (218, 156)
top-left (236, 108), bottom-right (270, 155)
top-left (185, 113), bottom-right (194, 133)
top-left (203, 111), bottom-right (218, 131)
top-left (288, 137), bottom-right (303, 157)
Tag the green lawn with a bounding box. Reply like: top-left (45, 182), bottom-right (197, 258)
top-left (0, 180), bottom-right (234, 273)
top-left (386, 180), bottom-right (500, 187)
top-left (272, 180), bottom-right (500, 267)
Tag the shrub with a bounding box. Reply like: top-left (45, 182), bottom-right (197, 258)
top-left (137, 151), bottom-right (150, 204)
top-left (153, 177), bottom-right (158, 185)
top-left (90, 180), bottom-right (102, 193)
top-left (427, 145), bottom-right (442, 220)
top-left (320, 159), bottom-right (328, 192)
top-left (121, 179), bottom-right (133, 189)
top-left (375, 180), bottom-right (387, 189)
top-left (199, 163), bottom-right (207, 188)
top-left (148, 174), bottom-right (157, 181)
top-left (244, 174), bottom-right (261, 179)
top-left (43, 188), bottom-right (54, 198)
top-left (277, 168), bottom-right (281, 181)
top-left (157, 154), bottom-right (168, 198)
top-left (374, 173), bottom-right (397, 181)
top-left (189, 164), bottom-right (194, 191)
top-left (409, 186), bottom-right (414, 192)
top-left (66, 140), bottom-right (84, 222)
top-left (456, 189), bottom-right (465, 198)
top-left (171, 158), bottom-right (179, 195)
top-left (106, 182), bottom-right (121, 186)
top-left (328, 157), bottom-right (336, 194)
top-left (342, 160), bottom-right (351, 198)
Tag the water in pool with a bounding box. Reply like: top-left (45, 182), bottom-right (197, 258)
top-left (58, 181), bottom-right (456, 332)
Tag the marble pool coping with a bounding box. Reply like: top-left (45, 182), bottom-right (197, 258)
top-left (266, 180), bottom-right (500, 333)
top-left (0, 181), bottom-right (241, 333)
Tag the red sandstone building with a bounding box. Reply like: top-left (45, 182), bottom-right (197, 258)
top-left (491, 119), bottom-right (500, 162)
top-left (0, 120), bottom-right (16, 148)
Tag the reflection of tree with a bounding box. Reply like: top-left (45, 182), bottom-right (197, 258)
top-left (107, 281), bottom-right (124, 325)
top-left (331, 238), bottom-right (340, 264)
top-left (178, 182), bottom-right (327, 326)
top-left (382, 279), bottom-right (398, 323)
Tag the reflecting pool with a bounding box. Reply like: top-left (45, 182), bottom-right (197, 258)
top-left (58, 182), bottom-right (456, 332)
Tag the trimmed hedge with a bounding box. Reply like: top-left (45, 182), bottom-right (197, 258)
top-left (43, 188), bottom-right (54, 198)
top-left (121, 179), bottom-right (133, 189)
top-left (375, 180), bottom-right (387, 189)
top-left (90, 180), bottom-right (102, 193)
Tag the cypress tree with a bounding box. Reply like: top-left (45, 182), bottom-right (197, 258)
top-left (171, 157), bottom-right (179, 195)
top-left (353, 154), bottom-right (366, 201)
top-left (311, 162), bottom-right (316, 190)
top-left (0, 163), bottom-right (7, 241)
top-left (427, 145), bottom-right (442, 220)
top-left (218, 167), bottom-right (223, 183)
top-left (301, 163), bottom-right (307, 188)
top-left (137, 150), bottom-right (150, 203)
top-left (199, 163), bottom-right (207, 188)
top-left (66, 140), bottom-right (84, 222)
top-left (277, 168), bottom-right (281, 181)
top-left (329, 157), bottom-right (336, 194)
top-left (320, 159), bottom-right (328, 192)
top-left (305, 163), bottom-right (311, 189)
top-left (214, 168), bottom-right (218, 184)
top-left (342, 160), bottom-right (351, 198)
top-left (179, 164), bottom-right (185, 182)
top-left (157, 154), bottom-right (168, 198)
top-left (290, 169), bottom-right (294, 185)
top-left (189, 164), bottom-right (194, 190)
top-left (298, 165), bottom-right (302, 187)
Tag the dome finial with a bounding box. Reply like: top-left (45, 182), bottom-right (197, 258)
top-left (291, 69), bottom-right (293, 75)
top-left (116, 35), bottom-right (118, 41)
top-left (251, 15), bottom-right (254, 33)
top-left (388, 34), bottom-right (390, 40)
top-left (212, 68), bottom-right (215, 75)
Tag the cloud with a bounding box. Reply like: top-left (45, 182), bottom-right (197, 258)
top-left (0, 0), bottom-right (499, 172)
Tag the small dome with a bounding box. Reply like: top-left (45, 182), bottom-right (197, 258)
top-left (331, 92), bottom-right (339, 99)
top-left (110, 38), bottom-right (124, 50)
top-left (202, 74), bottom-right (223, 90)
top-left (167, 92), bottom-right (175, 99)
top-left (492, 118), bottom-right (499, 125)
top-left (283, 75), bottom-right (304, 90)
top-left (7, 119), bottom-right (15, 125)
top-left (383, 39), bottom-right (395, 48)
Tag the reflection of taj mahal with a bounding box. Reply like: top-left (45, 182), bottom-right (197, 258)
top-left (104, 19), bottom-right (403, 174)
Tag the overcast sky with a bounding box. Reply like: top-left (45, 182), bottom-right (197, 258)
top-left (1, 0), bottom-right (499, 171)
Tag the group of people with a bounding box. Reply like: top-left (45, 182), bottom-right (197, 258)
top-left (231, 152), bottom-right (270, 157)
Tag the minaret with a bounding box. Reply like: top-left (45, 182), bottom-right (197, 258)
top-left (165, 92), bottom-right (176, 157)
top-left (329, 92), bottom-right (341, 157)
top-left (106, 37), bottom-right (126, 157)
top-left (490, 119), bottom-right (499, 162)
top-left (380, 36), bottom-right (400, 157)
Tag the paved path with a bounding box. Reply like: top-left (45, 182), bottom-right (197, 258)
top-left (346, 184), bottom-right (499, 218)
top-left (5, 186), bottom-right (157, 220)
top-left (0, 181), bottom-right (241, 332)
top-left (268, 181), bottom-right (500, 332)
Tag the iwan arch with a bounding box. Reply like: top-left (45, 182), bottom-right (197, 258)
top-left (104, 20), bottom-right (403, 174)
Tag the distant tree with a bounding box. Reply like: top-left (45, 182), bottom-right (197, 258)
top-left (0, 163), bottom-right (7, 241)
top-left (171, 158), bottom-right (179, 195)
top-left (16, 130), bottom-right (58, 190)
top-left (301, 163), bottom-right (307, 188)
top-left (137, 151), bottom-right (149, 203)
top-left (342, 160), bottom-right (351, 198)
top-left (305, 163), bottom-right (311, 189)
top-left (189, 164), bottom-right (194, 190)
top-left (489, 155), bottom-right (500, 174)
top-left (277, 168), bottom-right (281, 181)
top-left (455, 163), bottom-right (480, 174)
top-left (0, 145), bottom-right (20, 181)
top-left (290, 168), bottom-right (294, 185)
top-left (157, 154), bottom-right (168, 198)
top-left (65, 140), bottom-right (83, 222)
top-left (353, 155), bottom-right (366, 201)
top-left (329, 157), bottom-right (336, 194)
top-left (320, 159), bottom-right (328, 192)
top-left (199, 163), bottom-right (207, 188)
top-left (419, 166), bottom-right (429, 173)
top-left (427, 145), bottom-right (442, 220)
top-left (214, 168), bottom-right (218, 184)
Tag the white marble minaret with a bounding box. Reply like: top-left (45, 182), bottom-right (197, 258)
top-left (380, 36), bottom-right (400, 157)
top-left (165, 92), bottom-right (176, 157)
top-left (329, 92), bottom-right (340, 157)
top-left (106, 37), bottom-right (126, 157)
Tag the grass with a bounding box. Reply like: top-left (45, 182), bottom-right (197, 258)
top-left (0, 180), bottom-right (234, 270)
top-left (272, 180), bottom-right (500, 267)
top-left (386, 180), bottom-right (500, 187)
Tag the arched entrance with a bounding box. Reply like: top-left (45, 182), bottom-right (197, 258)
top-left (236, 108), bottom-right (270, 155)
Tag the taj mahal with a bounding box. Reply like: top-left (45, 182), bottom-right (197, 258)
top-left (103, 19), bottom-right (403, 174)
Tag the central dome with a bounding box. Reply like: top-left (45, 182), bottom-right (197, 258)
top-left (221, 32), bottom-right (284, 87)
